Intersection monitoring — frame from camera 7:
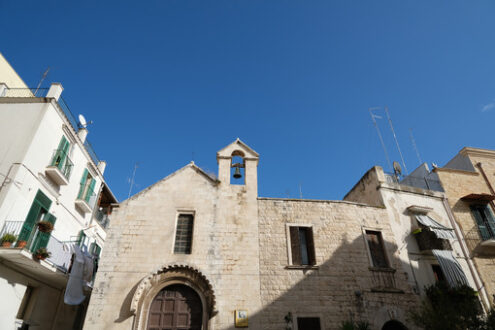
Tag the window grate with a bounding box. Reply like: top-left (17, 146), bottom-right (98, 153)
top-left (174, 214), bottom-right (194, 254)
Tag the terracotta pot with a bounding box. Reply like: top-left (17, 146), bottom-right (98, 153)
top-left (34, 254), bottom-right (46, 261)
top-left (16, 241), bottom-right (27, 248)
top-left (1, 242), bottom-right (12, 248)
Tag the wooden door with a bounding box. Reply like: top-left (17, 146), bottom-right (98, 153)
top-left (147, 284), bottom-right (202, 330)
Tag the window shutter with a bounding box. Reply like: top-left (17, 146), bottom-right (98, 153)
top-left (290, 227), bottom-right (301, 265)
top-left (78, 169), bottom-right (88, 199)
top-left (18, 190), bottom-right (51, 242)
top-left (77, 231), bottom-right (86, 247)
top-left (306, 228), bottom-right (316, 265)
top-left (18, 202), bottom-right (42, 242)
top-left (471, 206), bottom-right (491, 241)
top-left (484, 205), bottom-right (495, 238)
top-left (87, 178), bottom-right (96, 202)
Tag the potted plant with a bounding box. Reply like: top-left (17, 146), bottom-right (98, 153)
top-left (37, 221), bottom-right (54, 233)
top-left (16, 240), bottom-right (27, 248)
top-left (33, 247), bottom-right (51, 261)
top-left (1, 233), bottom-right (16, 247)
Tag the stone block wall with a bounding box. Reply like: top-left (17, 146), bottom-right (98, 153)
top-left (255, 198), bottom-right (419, 330)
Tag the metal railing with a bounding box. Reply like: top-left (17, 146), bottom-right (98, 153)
top-left (1, 88), bottom-right (49, 98)
top-left (384, 173), bottom-right (443, 192)
top-left (77, 183), bottom-right (97, 209)
top-left (1, 88), bottom-right (100, 165)
top-left (83, 140), bottom-right (100, 165)
top-left (464, 226), bottom-right (495, 251)
top-left (49, 149), bottom-right (74, 179)
top-left (46, 235), bottom-right (73, 273)
top-left (94, 209), bottom-right (110, 228)
top-left (370, 267), bottom-right (397, 290)
top-left (0, 221), bottom-right (24, 238)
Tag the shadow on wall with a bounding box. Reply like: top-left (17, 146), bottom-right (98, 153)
top-left (218, 234), bottom-right (419, 330)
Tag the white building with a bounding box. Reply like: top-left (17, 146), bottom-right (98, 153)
top-left (0, 53), bottom-right (117, 329)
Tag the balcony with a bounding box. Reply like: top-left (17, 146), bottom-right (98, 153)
top-left (414, 227), bottom-right (452, 252)
top-left (45, 149), bottom-right (73, 185)
top-left (369, 267), bottom-right (403, 293)
top-left (94, 208), bottom-right (110, 229)
top-left (0, 221), bottom-right (74, 286)
top-left (75, 185), bottom-right (96, 214)
top-left (465, 226), bottom-right (495, 255)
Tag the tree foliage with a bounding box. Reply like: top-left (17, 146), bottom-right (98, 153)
top-left (409, 282), bottom-right (495, 330)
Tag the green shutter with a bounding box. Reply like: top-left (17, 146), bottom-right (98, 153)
top-left (78, 169), bottom-right (88, 199)
top-left (52, 136), bottom-right (69, 169)
top-left (18, 190), bottom-right (51, 242)
top-left (30, 213), bottom-right (56, 253)
top-left (471, 206), bottom-right (491, 241)
top-left (90, 243), bottom-right (101, 257)
top-left (77, 230), bottom-right (86, 247)
top-left (86, 178), bottom-right (96, 202)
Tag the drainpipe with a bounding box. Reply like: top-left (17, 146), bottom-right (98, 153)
top-left (475, 162), bottom-right (495, 213)
top-left (442, 197), bottom-right (491, 311)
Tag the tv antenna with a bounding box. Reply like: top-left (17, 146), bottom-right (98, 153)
top-left (369, 107), bottom-right (392, 172)
top-left (409, 128), bottom-right (423, 165)
top-left (127, 163), bottom-right (139, 199)
top-left (384, 107), bottom-right (408, 175)
top-left (34, 67), bottom-right (50, 96)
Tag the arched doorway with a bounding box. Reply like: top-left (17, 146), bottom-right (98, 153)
top-left (147, 284), bottom-right (202, 330)
top-left (382, 320), bottom-right (408, 330)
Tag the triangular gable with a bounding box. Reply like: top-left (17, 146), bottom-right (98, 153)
top-left (122, 162), bottom-right (219, 203)
top-left (216, 138), bottom-right (259, 159)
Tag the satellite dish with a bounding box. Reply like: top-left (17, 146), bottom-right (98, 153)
top-left (78, 114), bottom-right (87, 128)
top-left (393, 161), bottom-right (402, 176)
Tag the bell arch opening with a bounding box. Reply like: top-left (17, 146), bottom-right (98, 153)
top-left (230, 150), bottom-right (245, 185)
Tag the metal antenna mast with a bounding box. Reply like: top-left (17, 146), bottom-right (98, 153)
top-left (127, 163), bottom-right (139, 199)
top-left (369, 107), bottom-right (393, 172)
top-left (34, 67), bottom-right (50, 96)
top-left (384, 106), bottom-right (408, 175)
top-left (409, 128), bottom-right (423, 165)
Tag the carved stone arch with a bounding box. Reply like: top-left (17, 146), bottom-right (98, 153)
top-left (131, 264), bottom-right (216, 330)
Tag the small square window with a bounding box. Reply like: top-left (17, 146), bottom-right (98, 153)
top-left (365, 230), bottom-right (389, 268)
top-left (174, 214), bottom-right (194, 254)
top-left (289, 226), bottom-right (316, 266)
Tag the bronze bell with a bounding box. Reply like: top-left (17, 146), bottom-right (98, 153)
top-left (233, 166), bottom-right (242, 179)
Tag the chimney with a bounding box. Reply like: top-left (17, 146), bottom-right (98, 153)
top-left (47, 83), bottom-right (63, 101)
top-left (77, 128), bottom-right (88, 143)
top-left (97, 161), bottom-right (107, 175)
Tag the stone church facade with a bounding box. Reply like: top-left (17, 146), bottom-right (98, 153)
top-left (84, 139), bottom-right (419, 330)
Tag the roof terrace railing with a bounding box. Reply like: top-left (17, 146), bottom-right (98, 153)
top-left (1, 87), bottom-right (100, 165)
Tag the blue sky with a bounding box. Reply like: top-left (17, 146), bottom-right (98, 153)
top-left (2, 1), bottom-right (495, 201)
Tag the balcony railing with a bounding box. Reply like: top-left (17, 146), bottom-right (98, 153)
top-left (464, 226), bottom-right (495, 253)
top-left (1, 88), bottom-right (49, 98)
top-left (49, 148), bottom-right (73, 179)
top-left (369, 267), bottom-right (403, 293)
top-left (0, 221), bottom-right (73, 273)
top-left (94, 208), bottom-right (110, 229)
top-left (1, 87), bottom-right (100, 165)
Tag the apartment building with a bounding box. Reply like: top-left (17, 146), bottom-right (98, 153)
top-left (0, 54), bottom-right (117, 329)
